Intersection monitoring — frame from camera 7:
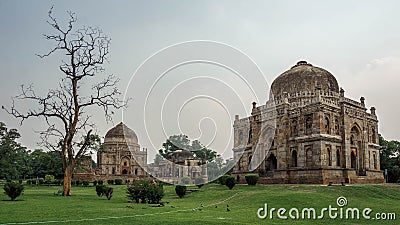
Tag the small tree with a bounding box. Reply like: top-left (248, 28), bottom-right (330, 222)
top-left (225, 176), bottom-right (236, 190)
top-left (95, 184), bottom-right (113, 200)
top-left (114, 178), bottom-right (123, 185)
top-left (218, 175), bottom-right (231, 185)
top-left (175, 185), bottom-right (186, 198)
top-left (126, 179), bottom-right (164, 204)
top-left (245, 174), bottom-right (259, 185)
top-left (45, 174), bottom-right (55, 185)
top-left (4, 182), bottom-right (24, 201)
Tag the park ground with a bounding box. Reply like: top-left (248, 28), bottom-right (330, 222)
top-left (0, 183), bottom-right (399, 225)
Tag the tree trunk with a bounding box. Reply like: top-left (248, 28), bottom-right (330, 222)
top-left (63, 164), bottom-right (74, 196)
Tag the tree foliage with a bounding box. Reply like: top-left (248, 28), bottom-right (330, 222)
top-left (3, 181), bottom-right (24, 201)
top-left (158, 134), bottom-right (217, 163)
top-left (380, 134), bottom-right (400, 182)
top-left (29, 149), bottom-right (63, 179)
top-left (0, 122), bottom-right (28, 179)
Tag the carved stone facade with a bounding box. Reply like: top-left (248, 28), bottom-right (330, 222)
top-left (97, 122), bottom-right (148, 177)
top-left (232, 61), bottom-right (384, 184)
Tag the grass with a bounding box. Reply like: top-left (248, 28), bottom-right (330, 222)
top-left (0, 183), bottom-right (399, 224)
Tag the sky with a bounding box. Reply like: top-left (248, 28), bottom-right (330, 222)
top-left (1, 0), bottom-right (400, 162)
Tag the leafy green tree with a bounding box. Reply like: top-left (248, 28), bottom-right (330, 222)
top-left (159, 134), bottom-right (191, 158)
top-left (0, 122), bottom-right (28, 179)
top-left (29, 149), bottom-right (63, 179)
top-left (158, 134), bottom-right (217, 163)
top-left (3, 181), bottom-right (24, 201)
top-left (207, 157), bottom-right (234, 182)
top-left (380, 134), bottom-right (400, 182)
top-left (191, 140), bottom-right (217, 163)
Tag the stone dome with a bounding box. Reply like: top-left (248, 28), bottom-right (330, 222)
top-left (104, 122), bottom-right (138, 144)
top-left (270, 61), bottom-right (339, 99)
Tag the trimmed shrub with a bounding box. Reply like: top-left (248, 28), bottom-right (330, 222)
top-left (126, 179), bottom-right (164, 204)
top-left (45, 175), bottom-right (55, 185)
top-left (97, 180), bottom-right (104, 185)
top-left (181, 176), bottom-right (191, 185)
top-left (175, 185), bottom-right (187, 198)
top-left (195, 177), bottom-right (205, 188)
top-left (104, 187), bottom-right (113, 200)
top-left (225, 176), bottom-right (236, 190)
top-left (245, 174), bottom-right (259, 185)
top-left (96, 185), bottom-right (106, 197)
top-left (114, 178), bottom-right (123, 185)
top-left (82, 180), bottom-right (90, 187)
top-left (3, 182), bottom-right (24, 201)
top-left (218, 175), bottom-right (231, 185)
top-left (95, 184), bottom-right (113, 200)
top-left (93, 180), bottom-right (98, 186)
top-left (107, 179), bottom-right (114, 185)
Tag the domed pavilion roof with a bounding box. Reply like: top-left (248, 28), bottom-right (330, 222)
top-left (104, 122), bottom-right (138, 144)
top-left (271, 61), bottom-right (339, 99)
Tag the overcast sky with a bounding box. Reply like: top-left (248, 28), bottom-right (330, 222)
top-left (1, 0), bottom-right (400, 162)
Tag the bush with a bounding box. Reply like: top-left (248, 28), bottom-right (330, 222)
top-left (181, 176), bottom-right (191, 185)
top-left (195, 177), bottom-right (205, 188)
top-left (245, 174), bottom-right (259, 185)
top-left (95, 185), bottom-right (113, 200)
top-left (27, 179), bottom-right (32, 185)
top-left (18, 179), bottom-right (23, 184)
top-left (3, 182), bottom-right (24, 201)
top-left (82, 180), bottom-right (90, 187)
top-left (225, 176), bottom-right (236, 189)
top-left (218, 175), bottom-right (231, 185)
top-left (93, 180), bottom-right (98, 186)
top-left (114, 178), bottom-right (123, 185)
top-left (97, 180), bottom-right (104, 185)
top-left (107, 179), bottom-right (114, 185)
top-left (104, 187), bottom-right (113, 200)
top-left (96, 185), bottom-right (106, 197)
top-left (175, 185), bottom-right (187, 198)
top-left (45, 175), bottom-right (55, 184)
top-left (125, 180), bottom-right (130, 185)
top-left (126, 179), bottom-right (164, 204)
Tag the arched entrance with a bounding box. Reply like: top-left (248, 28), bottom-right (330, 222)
top-left (266, 154), bottom-right (277, 171)
top-left (291, 150), bottom-right (298, 167)
top-left (351, 150), bottom-right (357, 169)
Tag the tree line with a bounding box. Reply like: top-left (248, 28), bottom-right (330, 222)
top-left (0, 122), bottom-right (63, 180)
top-left (379, 134), bottom-right (400, 183)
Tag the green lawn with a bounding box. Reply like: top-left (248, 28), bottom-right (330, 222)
top-left (0, 183), bottom-right (399, 224)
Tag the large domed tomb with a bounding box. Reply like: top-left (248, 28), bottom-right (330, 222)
top-left (232, 61), bottom-right (384, 184)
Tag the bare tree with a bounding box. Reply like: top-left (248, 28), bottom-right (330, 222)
top-left (2, 7), bottom-right (127, 196)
